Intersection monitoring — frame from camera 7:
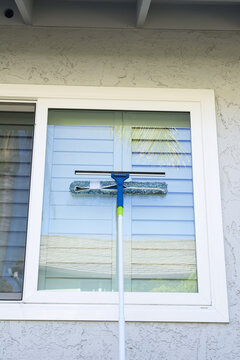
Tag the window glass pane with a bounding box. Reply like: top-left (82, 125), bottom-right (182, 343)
top-left (123, 111), bottom-right (197, 293)
top-left (38, 110), bottom-right (121, 292)
top-left (38, 110), bottom-right (197, 293)
top-left (0, 111), bottom-right (34, 300)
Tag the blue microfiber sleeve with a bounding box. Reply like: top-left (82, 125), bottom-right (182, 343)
top-left (70, 181), bottom-right (167, 196)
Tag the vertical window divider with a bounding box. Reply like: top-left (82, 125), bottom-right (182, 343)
top-left (112, 114), bottom-right (123, 293)
top-left (121, 117), bottom-right (133, 294)
top-left (23, 100), bottom-right (49, 302)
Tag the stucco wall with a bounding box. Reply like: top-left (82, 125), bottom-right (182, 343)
top-left (0, 26), bottom-right (240, 360)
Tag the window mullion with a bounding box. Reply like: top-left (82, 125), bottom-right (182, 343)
top-left (112, 118), bottom-right (123, 291)
top-left (121, 114), bottom-right (133, 292)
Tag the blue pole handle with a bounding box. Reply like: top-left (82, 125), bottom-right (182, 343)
top-left (111, 172), bottom-right (129, 208)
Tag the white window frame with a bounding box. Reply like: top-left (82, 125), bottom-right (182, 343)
top-left (0, 85), bottom-right (228, 322)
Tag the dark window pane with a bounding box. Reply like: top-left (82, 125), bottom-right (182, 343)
top-left (0, 111), bottom-right (34, 300)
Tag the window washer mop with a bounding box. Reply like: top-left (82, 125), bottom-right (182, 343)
top-left (70, 170), bottom-right (167, 360)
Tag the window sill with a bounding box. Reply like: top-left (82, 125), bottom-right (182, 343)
top-left (0, 302), bottom-right (229, 322)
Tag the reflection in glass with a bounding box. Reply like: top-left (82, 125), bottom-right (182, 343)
top-left (0, 112), bottom-right (34, 299)
top-left (38, 110), bottom-right (197, 293)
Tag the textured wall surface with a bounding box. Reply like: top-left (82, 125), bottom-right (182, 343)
top-left (0, 26), bottom-right (240, 360)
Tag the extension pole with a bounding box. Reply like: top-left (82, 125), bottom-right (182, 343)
top-left (73, 170), bottom-right (166, 360)
top-left (111, 172), bottom-right (129, 360)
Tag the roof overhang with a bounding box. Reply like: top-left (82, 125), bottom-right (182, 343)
top-left (1, 0), bottom-right (240, 30)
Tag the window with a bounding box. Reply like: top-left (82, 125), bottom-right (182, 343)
top-left (0, 104), bottom-right (35, 300)
top-left (38, 110), bottom-right (197, 295)
top-left (0, 86), bottom-right (228, 322)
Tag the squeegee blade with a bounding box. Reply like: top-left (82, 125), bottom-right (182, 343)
top-left (75, 170), bottom-right (165, 177)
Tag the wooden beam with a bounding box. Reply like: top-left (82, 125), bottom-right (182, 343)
top-left (14, 0), bottom-right (33, 25)
top-left (136, 0), bottom-right (151, 28)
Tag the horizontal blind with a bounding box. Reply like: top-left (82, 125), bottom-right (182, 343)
top-left (0, 110), bottom-right (34, 300)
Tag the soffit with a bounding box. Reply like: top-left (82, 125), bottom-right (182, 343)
top-left (1, 0), bottom-right (240, 30)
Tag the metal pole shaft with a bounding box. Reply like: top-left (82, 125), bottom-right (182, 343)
top-left (110, 174), bottom-right (129, 360)
top-left (118, 211), bottom-right (125, 360)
